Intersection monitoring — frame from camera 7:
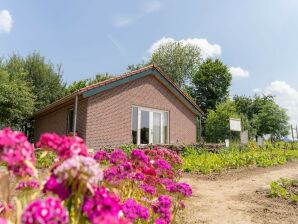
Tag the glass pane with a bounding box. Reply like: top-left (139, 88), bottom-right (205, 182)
top-left (163, 112), bottom-right (168, 144)
top-left (140, 110), bottom-right (149, 144)
top-left (68, 109), bottom-right (74, 133)
top-left (153, 112), bottom-right (161, 144)
top-left (131, 107), bottom-right (138, 144)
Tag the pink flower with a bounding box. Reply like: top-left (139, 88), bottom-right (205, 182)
top-left (93, 214), bottom-right (131, 224)
top-left (0, 202), bottom-right (13, 215)
top-left (16, 180), bottom-right (39, 191)
top-left (43, 175), bottom-right (71, 200)
top-left (122, 198), bottom-right (149, 221)
top-left (179, 201), bottom-right (186, 209)
top-left (153, 159), bottom-right (172, 171)
top-left (0, 128), bottom-right (36, 177)
top-left (140, 184), bottom-right (156, 196)
top-left (166, 182), bottom-right (192, 197)
top-left (53, 155), bottom-right (103, 187)
top-left (109, 149), bottom-right (127, 164)
top-left (0, 218), bottom-right (6, 224)
top-left (155, 218), bottom-right (167, 224)
top-left (82, 186), bottom-right (122, 223)
top-left (36, 133), bottom-right (61, 150)
top-left (36, 133), bottom-right (89, 160)
top-left (131, 149), bottom-right (150, 165)
top-left (94, 150), bottom-right (110, 163)
top-left (21, 197), bottom-right (68, 224)
top-left (157, 178), bottom-right (174, 187)
top-left (129, 172), bottom-right (145, 181)
top-left (103, 161), bottom-right (133, 185)
top-left (152, 196), bottom-right (171, 224)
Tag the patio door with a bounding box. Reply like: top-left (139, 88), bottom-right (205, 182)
top-left (132, 106), bottom-right (168, 145)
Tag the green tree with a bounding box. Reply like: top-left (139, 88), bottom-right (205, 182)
top-left (252, 101), bottom-right (289, 139)
top-left (4, 52), bottom-right (66, 110)
top-left (66, 73), bottom-right (113, 94)
top-left (234, 94), bottom-right (274, 120)
top-left (0, 69), bottom-right (35, 128)
top-left (191, 58), bottom-right (232, 112)
top-left (204, 100), bottom-right (239, 142)
top-left (127, 62), bottom-right (147, 72)
top-left (148, 41), bottom-right (202, 88)
top-left (233, 94), bottom-right (286, 138)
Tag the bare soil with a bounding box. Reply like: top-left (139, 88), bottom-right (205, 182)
top-left (182, 161), bottom-right (298, 224)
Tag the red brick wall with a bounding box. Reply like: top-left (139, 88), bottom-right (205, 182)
top-left (34, 99), bottom-right (87, 141)
top-left (85, 75), bottom-right (197, 149)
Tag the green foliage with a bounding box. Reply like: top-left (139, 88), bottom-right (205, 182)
top-left (182, 145), bottom-right (298, 174)
top-left (3, 52), bottom-right (66, 110)
top-left (191, 58), bottom-right (232, 112)
top-left (252, 101), bottom-right (289, 138)
top-left (270, 181), bottom-right (287, 198)
top-left (0, 52), bottom-right (66, 128)
top-left (127, 62), bottom-right (147, 72)
top-left (233, 95), bottom-right (289, 139)
top-left (0, 69), bottom-right (35, 128)
top-left (270, 178), bottom-right (298, 204)
top-left (204, 100), bottom-right (240, 142)
top-left (118, 143), bottom-right (136, 156)
top-left (35, 151), bottom-right (56, 169)
top-left (66, 73), bottom-right (113, 94)
top-left (290, 193), bottom-right (298, 204)
top-left (149, 41), bottom-right (202, 88)
top-left (234, 95), bottom-right (274, 120)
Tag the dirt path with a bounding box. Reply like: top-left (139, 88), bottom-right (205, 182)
top-left (182, 161), bottom-right (298, 224)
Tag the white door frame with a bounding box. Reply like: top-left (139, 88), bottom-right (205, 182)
top-left (133, 106), bottom-right (169, 145)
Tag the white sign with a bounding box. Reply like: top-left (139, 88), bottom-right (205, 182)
top-left (230, 118), bottom-right (241, 132)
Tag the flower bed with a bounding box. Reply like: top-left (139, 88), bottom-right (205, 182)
top-left (0, 128), bottom-right (191, 224)
top-left (183, 143), bottom-right (298, 174)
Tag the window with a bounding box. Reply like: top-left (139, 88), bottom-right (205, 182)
top-left (67, 108), bottom-right (74, 134)
top-left (131, 106), bottom-right (169, 145)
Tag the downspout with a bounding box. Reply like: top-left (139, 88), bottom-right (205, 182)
top-left (199, 115), bottom-right (202, 142)
top-left (73, 94), bottom-right (79, 136)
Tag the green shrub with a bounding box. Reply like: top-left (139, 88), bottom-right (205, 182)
top-left (270, 181), bottom-right (287, 198)
top-left (269, 178), bottom-right (298, 204)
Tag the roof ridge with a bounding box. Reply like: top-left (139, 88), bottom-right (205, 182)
top-left (79, 64), bottom-right (155, 93)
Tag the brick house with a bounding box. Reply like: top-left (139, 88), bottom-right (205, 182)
top-left (33, 65), bottom-right (204, 149)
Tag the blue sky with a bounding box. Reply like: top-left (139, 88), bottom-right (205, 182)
top-left (1, 0), bottom-right (298, 126)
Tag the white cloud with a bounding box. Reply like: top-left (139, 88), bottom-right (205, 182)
top-left (229, 67), bottom-right (250, 79)
top-left (112, 0), bottom-right (163, 28)
top-left (148, 37), bottom-right (175, 54)
top-left (257, 81), bottom-right (298, 126)
top-left (0, 10), bottom-right (12, 33)
top-left (148, 37), bottom-right (221, 59)
top-left (142, 0), bottom-right (163, 13)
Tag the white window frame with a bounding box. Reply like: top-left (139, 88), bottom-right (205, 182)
top-left (132, 106), bottom-right (169, 145)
